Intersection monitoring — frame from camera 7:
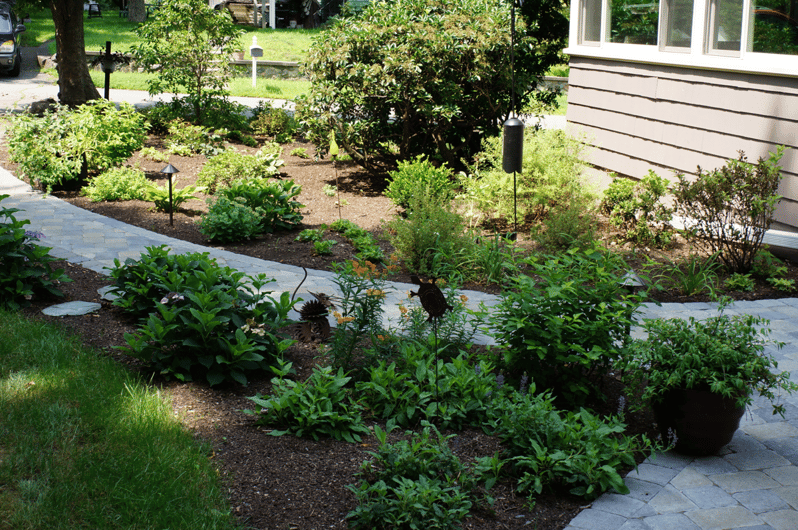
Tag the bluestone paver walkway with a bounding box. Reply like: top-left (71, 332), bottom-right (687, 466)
top-left (3, 163), bottom-right (798, 530)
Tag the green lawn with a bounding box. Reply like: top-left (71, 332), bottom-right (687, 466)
top-left (23, 8), bottom-right (321, 61)
top-left (0, 310), bottom-right (237, 529)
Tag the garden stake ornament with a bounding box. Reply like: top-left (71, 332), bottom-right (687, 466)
top-left (292, 267), bottom-right (338, 342)
top-left (502, 0), bottom-right (525, 239)
top-left (329, 131), bottom-right (342, 220)
top-left (410, 274), bottom-right (454, 421)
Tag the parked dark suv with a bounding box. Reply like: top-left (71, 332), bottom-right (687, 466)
top-left (0, 1), bottom-right (25, 77)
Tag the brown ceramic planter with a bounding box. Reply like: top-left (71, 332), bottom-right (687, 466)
top-left (652, 387), bottom-right (746, 456)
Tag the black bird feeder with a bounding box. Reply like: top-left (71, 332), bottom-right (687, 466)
top-left (502, 0), bottom-right (525, 238)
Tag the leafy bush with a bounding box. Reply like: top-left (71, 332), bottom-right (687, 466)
top-left (463, 128), bottom-right (593, 224)
top-left (768, 277), bottom-right (796, 291)
top-left (484, 390), bottom-right (653, 501)
top-left (385, 156), bottom-right (456, 211)
top-left (7, 101), bottom-right (147, 190)
top-left (166, 120), bottom-right (225, 157)
top-left (356, 347), bottom-right (497, 429)
top-left (216, 178), bottom-right (304, 232)
top-left (602, 171), bottom-right (673, 247)
top-left (673, 149), bottom-right (784, 273)
top-left (0, 195), bottom-right (69, 309)
top-left (493, 246), bottom-right (646, 407)
top-left (197, 196), bottom-right (263, 243)
top-left (387, 193), bottom-right (473, 276)
top-left (313, 239), bottom-right (337, 255)
top-left (197, 148), bottom-right (285, 194)
top-left (245, 360), bottom-right (369, 442)
top-left (533, 192), bottom-right (598, 250)
top-left (81, 167), bottom-right (150, 202)
top-left (250, 103), bottom-right (297, 141)
top-left (725, 273), bottom-right (755, 292)
top-left (110, 246), bottom-right (294, 386)
top-left (347, 423), bottom-right (490, 529)
top-left (752, 249), bottom-right (788, 279)
top-left (143, 179), bottom-right (204, 212)
top-left (298, 0), bottom-right (563, 169)
top-left (141, 99), bottom-right (251, 135)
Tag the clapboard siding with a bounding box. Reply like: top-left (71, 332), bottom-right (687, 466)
top-left (567, 56), bottom-right (798, 226)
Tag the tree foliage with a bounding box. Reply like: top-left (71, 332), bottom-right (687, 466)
top-left (297, 0), bottom-right (567, 170)
top-left (131, 0), bottom-right (244, 122)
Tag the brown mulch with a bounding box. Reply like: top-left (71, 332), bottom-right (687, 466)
top-left (5, 132), bottom-right (798, 530)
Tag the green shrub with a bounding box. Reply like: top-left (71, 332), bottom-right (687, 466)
top-left (602, 171), bottom-right (673, 247)
top-left (197, 196), bottom-right (263, 243)
top-left (484, 390), bottom-right (653, 501)
top-left (493, 246), bottom-right (646, 407)
top-left (0, 195), bottom-right (69, 309)
top-left (463, 128), bottom-right (593, 224)
top-left (250, 103), bottom-right (297, 140)
top-left (298, 0), bottom-right (564, 169)
top-left (385, 156), bottom-right (456, 211)
top-left (313, 239), bottom-right (337, 255)
top-left (81, 167), bottom-right (150, 202)
top-left (245, 360), bottom-right (369, 442)
top-left (533, 192), bottom-right (597, 250)
top-left (110, 246), bottom-right (294, 386)
top-left (673, 148), bottom-right (784, 273)
top-left (768, 277), bottom-right (796, 291)
top-left (752, 249), bottom-right (788, 278)
top-left (347, 423), bottom-right (489, 529)
top-left (356, 347), bottom-right (497, 429)
top-left (166, 120), bottom-right (225, 156)
top-left (724, 273), bottom-right (755, 292)
top-left (7, 101), bottom-right (147, 190)
top-left (387, 193), bottom-right (473, 276)
top-left (138, 146), bottom-right (171, 162)
top-left (197, 148), bottom-right (285, 194)
top-left (216, 178), bottom-right (304, 232)
top-left (143, 179), bottom-right (204, 212)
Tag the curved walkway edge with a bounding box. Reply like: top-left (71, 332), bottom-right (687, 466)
top-left (3, 167), bottom-right (798, 530)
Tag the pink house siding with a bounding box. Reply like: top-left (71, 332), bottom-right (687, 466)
top-left (566, 56), bottom-right (798, 226)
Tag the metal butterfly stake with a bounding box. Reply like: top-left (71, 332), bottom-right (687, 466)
top-left (410, 274), bottom-right (454, 420)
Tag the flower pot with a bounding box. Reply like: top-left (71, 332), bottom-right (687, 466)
top-left (652, 387), bottom-right (746, 456)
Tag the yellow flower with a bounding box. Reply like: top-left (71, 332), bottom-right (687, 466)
top-left (366, 288), bottom-right (386, 299)
top-left (460, 294), bottom-right (469, 305)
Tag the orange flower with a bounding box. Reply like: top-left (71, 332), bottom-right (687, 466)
top-left (460, 294), bottom-right (469, 304)
top-left (399, 305), bottom-right (408, 315)
top-left (366, 288), bottom-right (386, 299)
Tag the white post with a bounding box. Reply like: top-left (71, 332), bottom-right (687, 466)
top-left (270, 0), bottom-right (276, 29)
top-left (251, 36), bottom-right (258, 88)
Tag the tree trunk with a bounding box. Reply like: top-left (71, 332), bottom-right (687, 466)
top-left (128, 0), bottom-right (146, 23)
top-left (50, 0), bottom-right (100, 107)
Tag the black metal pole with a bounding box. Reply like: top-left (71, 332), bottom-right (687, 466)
top-left (104, 41), bottom-right (111, 100)
top-left (168, 175), bottom-right (174, 226)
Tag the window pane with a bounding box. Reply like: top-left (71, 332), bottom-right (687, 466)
top-left (753, 2), bottom-right (798, 55)
top-left (610, 0), bottom-right (659, 44)
top-left (581, 0), bottom-right (603, 42)
top-left (709, 0), bottom-right (743, 52)
top-left (664, 0), bottom-right (694, 47)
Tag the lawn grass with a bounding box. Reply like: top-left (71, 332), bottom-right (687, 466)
top-left (23, 8), bottom-right (321, 61)
top-left (0, 310), bottom-right (237, 530)
top-left (86, 69), bottom-right (311, 101)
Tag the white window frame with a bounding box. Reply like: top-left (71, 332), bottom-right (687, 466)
top-left (566, 0), bottom-right (798, 78)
